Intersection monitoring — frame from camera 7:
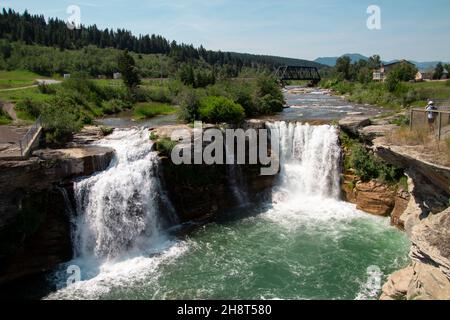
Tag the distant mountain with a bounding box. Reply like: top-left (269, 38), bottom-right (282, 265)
top-left (314, 54), bottom-right (369, 66)
top-left (316, 54), bottom-right (448, 70)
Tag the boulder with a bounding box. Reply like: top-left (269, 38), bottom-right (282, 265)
top-left (355, 180), bottom-right (396, 216)
top-left (339, 116), bottom-right (371, 135)
top-left (381, 208), bottom-right (450, 300)
top-left (407, 261), bottom-right (450, 300)
top-left (359, 124), bottom-right (398, 142)
top-left (380, 266), bottom-right (414, 300)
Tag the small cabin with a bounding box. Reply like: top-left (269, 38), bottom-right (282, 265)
top-left (63, 73), bottom-right (71, 79)
top-left (113, 72), bottom-right (122, 80)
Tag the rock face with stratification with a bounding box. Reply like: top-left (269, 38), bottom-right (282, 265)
top-left (381, 207), bottom-right (450, 300)
top-left (355, 180), bottom-right (396, 216)
top-left (0, 146), bottom-right (114, 286)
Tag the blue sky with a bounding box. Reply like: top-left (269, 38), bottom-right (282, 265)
top-left (2, 0), bottom-right (450, 62)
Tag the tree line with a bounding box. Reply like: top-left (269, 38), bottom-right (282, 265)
top-left (0, 8), bottom-right (321, 73)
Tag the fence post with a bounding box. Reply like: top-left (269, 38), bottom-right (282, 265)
top-left (409, 108), bottom-right (413, 131)
top-left (438, 111), bottom-right (442, 141)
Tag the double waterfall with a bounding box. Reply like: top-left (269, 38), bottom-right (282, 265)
top-left (70, 122), bottom-right (341, 261)
top-left (47, 122), bottom-right (408, 301)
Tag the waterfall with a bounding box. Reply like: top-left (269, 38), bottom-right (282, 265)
top-left (225, 146), bottom-right (249, 207)
top-left (72, 129), bottom-right (176, 260)
top-left (267, 121), bottom-right (341, 200)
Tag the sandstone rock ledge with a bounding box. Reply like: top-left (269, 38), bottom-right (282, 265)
top-left (381, 208), bottom-right (450, 300)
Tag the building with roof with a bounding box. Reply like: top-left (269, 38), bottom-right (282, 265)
top-left (373, 60), bottom-right (416, 82)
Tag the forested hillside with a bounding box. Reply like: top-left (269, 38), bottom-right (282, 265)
top-left (0, 8), bottom-right (322, 76)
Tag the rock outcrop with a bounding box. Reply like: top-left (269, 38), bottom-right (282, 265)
top-left (153, 121), bottom-right (275, 222)
top-left (381, 208), bottom-right (450, 300)
top-left (355, 181), bottom-right (396, 216)
top-left (0, 145), bottom-right (114, 285)
top-left (338, 114), bottom-right (450, 300)
top-left (338, 116), bottom-right (371, 136)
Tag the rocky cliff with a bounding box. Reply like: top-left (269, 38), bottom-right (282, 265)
top-left (0, 146), bottom-right (114, 285)
top-left (153, 121), bottom-right (276, 222)
top-left (339, 115), bottom-right (450, 300)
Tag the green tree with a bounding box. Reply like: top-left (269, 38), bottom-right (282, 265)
top-left (118, 50), bottom-right (140, 90)
top-left (387, 62), bottom-right (417, 83)
top-left (368, 55), bottom-right (382, 69)
top-left (336, 56), bottom-right (351, 80)
top-left (433, 62), bottom-right (444, 80)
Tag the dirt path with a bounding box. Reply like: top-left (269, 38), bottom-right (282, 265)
top-left (0, 79), bottom-right (61, 92)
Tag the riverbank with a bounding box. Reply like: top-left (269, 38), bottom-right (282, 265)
top-left (320, 79), bottom-right (450, 110)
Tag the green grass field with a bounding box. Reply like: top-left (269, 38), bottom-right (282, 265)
top-left (407, 81), bottom-right (450, 105)
top-left (0, 86), bottom-right (56, 104)
top-left (0, 70), bottom-right (50, 89)
top-left (325, 80), bottom-right (450, 110)
top-left (133, 102), bottom-right (177, 119)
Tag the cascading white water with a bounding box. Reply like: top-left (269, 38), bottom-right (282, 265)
top-left (73, 129), bottom-right (174, 260)
top-left (267, 121), bottom-right (341, 200)
top-left (225, 146), bottom-right (249, 206)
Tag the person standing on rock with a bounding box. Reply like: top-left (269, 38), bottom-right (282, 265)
top-left (426, 101), bottom-right (437, 132)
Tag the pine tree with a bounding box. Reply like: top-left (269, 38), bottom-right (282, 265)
top-left (118, 50), bottom-right (140, 90)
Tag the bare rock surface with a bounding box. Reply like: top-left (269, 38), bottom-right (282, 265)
top-left (355, 180), bottom-right (396, 216)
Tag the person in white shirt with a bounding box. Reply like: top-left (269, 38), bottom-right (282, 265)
top-left (425, 101), bottom-right (437, 131)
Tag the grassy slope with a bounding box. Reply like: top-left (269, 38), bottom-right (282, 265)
top-left (0, 70), bottom-right (50, 89)
top-left (323, 80), bottom-right (450, 110)
top-left (133, 102), bottom-right (177, 119)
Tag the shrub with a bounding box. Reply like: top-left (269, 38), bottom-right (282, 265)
top-left (149, 131), bottom-right (159, 141)
top-left (155, 137), bottom-right (178, 156)
top-left (350, 144), bottom-right (399, 182)
top-left (15, 98), bottom-right (42, 120)
top-left (100, 126), bottom-right (114, 136)
top-left (257, 94), bottom-right (284, 114)
top-left (255, 76), bottom-right (284, 114)
top-left (177, 88), bottom-right (202, 122)
top-left (389, 114), bottom-right (410, 127)
top-left (37, 83), bottom-right (57, 94)
top-left (198, 96), bottom-right (245, 123)
top-left (233, 87), bottom-right (255, 116)
top-left (102, 99), bottom-right (131, 114)
top-left (385, 75), bottom-right (400, 93)
top-left (148, 87), bottom-right (173, 103)
top-left (0, 108), bottom-right (12, 125)
top-left (40, 102), bottom-right (83, 146)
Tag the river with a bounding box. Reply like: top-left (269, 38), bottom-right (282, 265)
top-left (43, 88), bottom-right (409, 300)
